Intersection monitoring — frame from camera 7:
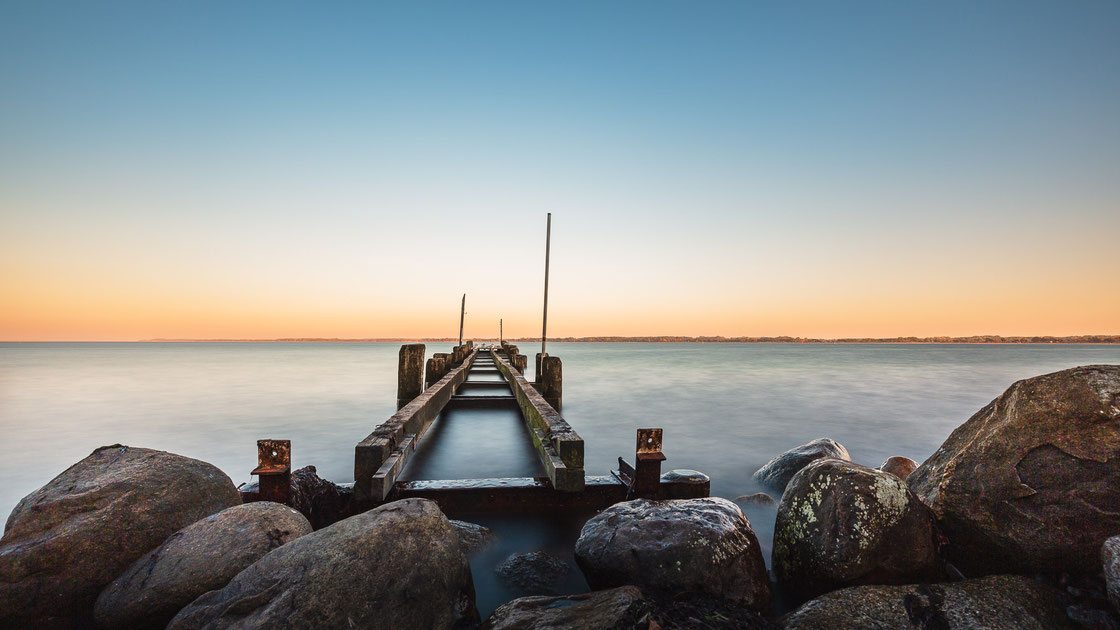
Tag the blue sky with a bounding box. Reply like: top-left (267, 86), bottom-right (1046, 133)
top-left (2, 2), bottom-right (1118, 339)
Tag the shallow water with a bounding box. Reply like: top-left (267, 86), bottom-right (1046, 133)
top-left (2, 342), bottom-right (1118, 615)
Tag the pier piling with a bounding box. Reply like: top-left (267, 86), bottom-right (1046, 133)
top-left (397, 344), bottom-right (425, 409)
top-left (541, 355), bottom-right (563, 410)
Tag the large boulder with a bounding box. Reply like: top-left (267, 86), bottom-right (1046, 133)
top-left (753, 438), bottom-right (850, 491)
top-left (94, 502), bottom-right (312, 630)
top-left (288, 465), bottom-right (351, 530)
top-left (909, 365), bottom-right (1120, 575)
top-left (0, 445), bottom-right (241, 629)
top-left (1105, 536), bottom-right (1120, 614)
top-left (781, 574), bottom-right (1074, 629)
top-left (484, 586), bottom-right (644, 630)
top-left (574, 497), bottom-right (770, 612)
top-left (166, 498), bottom-right (478, 630)
top-left (773, 458), bottom-right (943, 599)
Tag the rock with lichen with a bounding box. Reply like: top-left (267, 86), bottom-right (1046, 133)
top-left (753, 438), bottom-right (851, 492)
top-left (773, 459), bottom-right (943, 599)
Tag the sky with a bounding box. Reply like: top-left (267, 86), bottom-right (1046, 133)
top-left (1, 1), bottom-right (1118, 341)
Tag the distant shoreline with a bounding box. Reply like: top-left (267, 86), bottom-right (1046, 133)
top-left (17, 334), bottom-right (1114, 344)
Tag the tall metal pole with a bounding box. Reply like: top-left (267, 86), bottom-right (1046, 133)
top-left (541, 213), bottom-right (551, 357)
top-left (459, 294), bottom-right (465, 346)
top-left (500, 319), bottom-right (503, 343)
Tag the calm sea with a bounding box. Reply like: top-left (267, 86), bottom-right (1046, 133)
top-left (3, 342), bottom-right (1117, 613)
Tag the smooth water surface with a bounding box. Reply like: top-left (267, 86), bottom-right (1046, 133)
top-left (2, 342), bottom-right (1118, 615)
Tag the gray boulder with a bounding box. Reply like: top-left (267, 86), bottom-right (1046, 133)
top-left (1105, 536), bottom-right (1120, 614)
top-left (94, 502), bottom-right (312, 630)
top-left (909, 365), bottom-right (1120, 575)
top-left (451, 519), bottom-right (498, 555)
top-left (781, 574), bottom-right (1074, 629)
top-left (495, 551), bottom-right (570, 594)
top-left (166, 498), bottom-right (478, 630)
top-left (878, 456), bottom-right (918, 480)
top-left (753, 438), bottom-right (850, 491)
top-left (484, 586), bottom-right (644, 630)
top-left (773, 458), bottom-right (943, 599)
top-left (574, 497), bottom-right (770, 612)
top-left (0, 445), bottom-right (241, 629)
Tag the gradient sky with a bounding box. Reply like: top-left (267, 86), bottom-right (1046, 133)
top-left (2, 1), bottom-right (1118, 341)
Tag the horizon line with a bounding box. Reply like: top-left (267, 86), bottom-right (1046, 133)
top-left (4, 334), bottom-right (1119, 344)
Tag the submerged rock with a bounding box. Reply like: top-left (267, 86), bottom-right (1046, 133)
top-left (909, 365), bottom-right (1120, 575)
top-left (1106, 536), bottom-right (1120, 614)
top-left (736, 492), bottom-right (777, 507)
top-left (782, 574), bottom-right (1073, 629)
top-left (94, 501), bottom-right (312, 630)
top-left (167, 498), bottom-right (478, 630)
top-left (484, 585), bottom-right (644, 630)
top-left (451, 519), bottom-right (498, 555)
top-left (495, 551), bottom-right (570, 594)
top-left (574, 497), bottom-right (770, 612)
top-left (753, 438), bottom-right (851, 491)
top-left (878, 456), bottom-right (918, 480)
top-left (773, 458), bottom-right (943, 599)
top-left (0, 445), bottom-right (241, 629)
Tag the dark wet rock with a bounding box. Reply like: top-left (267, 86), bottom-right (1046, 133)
top-left (574, 497), bottom-right (770, 611)
top-left (878, 456), bottom-right (919, 480)
top-left (94, 502), bottom-right (312, 630)
top-left (1106, 536), bottom-right (1120, 614)
top-left (736, 493), bottom-right (777, 507)
top-left (752, 438), bottom-right (850, 491)
top-left (484, 585), bottom-right (645, 630)
top-left (773, 458), bottom-right (943, 599)
top-left (451, 519), bottom-right (497, 555)
top-left (167, 498), bottom-right (478, 630)
top-left (0, 445), bottom-right (241, 629)
top-left (782, 575), bottom-right (1074, 629)
top-left (495, 551), bottom-right (570, 594)
top-left (289, 465), bottom-right (351, 529)
top-left (616, 592), bottom-right (779, 630)
top-left (660, 469), bottom-right (712, 499)
top-left (1066, 603), bottom-right (1120, 629)
top-left (661, 469), bottom-right (709, 483)
top-left (909, 365), bottom-right (1120, 576)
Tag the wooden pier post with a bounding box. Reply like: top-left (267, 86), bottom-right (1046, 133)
top-left (513, 354), bottom-right (527, 375)
top-left (541, 355), bottom-right (562, 411)
top-left (425, 356), bottom-right (445, 388)
top-left (535, 352), bottom-right (547, 384)
top-left (397, 343), bottom-right (425, 409)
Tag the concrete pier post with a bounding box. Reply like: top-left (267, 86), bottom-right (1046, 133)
top-left (541, 355), bottom-right (562, 411)
top-left (397, 343), bottom-right (425, 409)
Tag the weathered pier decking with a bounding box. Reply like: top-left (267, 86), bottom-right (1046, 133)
top-left (348, 341), bottom-right (709, 515)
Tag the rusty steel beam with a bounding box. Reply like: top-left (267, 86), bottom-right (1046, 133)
top-left (251, 439), bottom-right (291, 505)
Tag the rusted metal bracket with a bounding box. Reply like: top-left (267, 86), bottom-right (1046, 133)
top-left (251, 439), bottom-right (291, 505)
top-left (615, 428), bottom-right (666, 499)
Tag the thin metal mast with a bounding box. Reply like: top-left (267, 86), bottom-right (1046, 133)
top-left (541, 213), bottom-right (551, 357)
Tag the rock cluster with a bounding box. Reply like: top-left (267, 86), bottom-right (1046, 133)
top-left (94, 501), bottom-right (312, 630)
top-left (0, 445), bottom-right (241, 629)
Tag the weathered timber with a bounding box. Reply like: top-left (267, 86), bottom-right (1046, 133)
top-left (535, 352), bottom-right (546, 384)
top-left (396, 344), bottom-right (425, 409)
top-left (491, 349), bottom-right (584, 492)
top-left (354, 348), bottom-right (478, 503)
top-left (424, 357), bottom-right (445, 388)
top-left (540, 355), bottom-right (562, 411)
top-left (393, 474), bottom-right (709, 515)
top-left (513, 354), bottom-right (527, 375)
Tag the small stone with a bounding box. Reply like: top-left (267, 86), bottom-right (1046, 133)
top-left (878, 456), bottom-right (918, 480)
